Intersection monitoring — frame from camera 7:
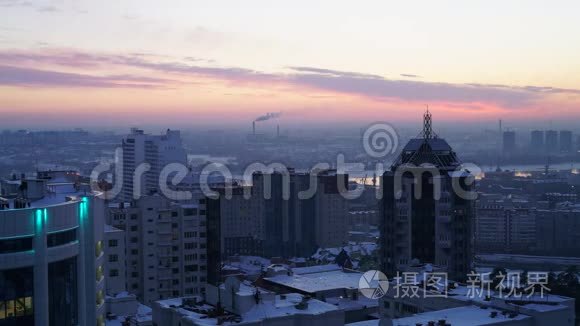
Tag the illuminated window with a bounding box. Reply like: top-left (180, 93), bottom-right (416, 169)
top-left (95, 241), bottom-right (103, 257)
top-left (25, 297), bottom-right (32, 315)
top-left (5, 300), bottom-right (14, 318)
top-left (14, 298), bottom-right (25, 317)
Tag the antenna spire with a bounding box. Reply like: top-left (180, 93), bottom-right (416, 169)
top-left (423, 106), bottom-right (433, 140)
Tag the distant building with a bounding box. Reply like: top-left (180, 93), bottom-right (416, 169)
top-left (106, 195), bottom-right (208, 305)
top-left (380, 111), bottom-right (474, 281)
top-left (530, 130), bottom-right (544, 151)
top-left (205, 168), bottom-right (350, 275)
top-left (0, 172), bottom-right (106, 326)
top-left (476, 204), bottom-right (536, 254)
top-left (502, 131), bottom-right (516, 154)
top-left (559, 130), bottom-right (573, 153)
top-left (118, 128), bottom-right (187, 202)
top-left (255, 169), bottom-right (350, 258)
top-left (545, 130), bottom-right (559, 153)
top-left (535, 209), bottom-right (580, 256)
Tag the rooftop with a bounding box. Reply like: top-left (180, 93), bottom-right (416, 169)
top-left (264, 269), bottom-right (361, 294)
top-left (156, 293), bottom-right (339, 325)
top-left (391, 305), bottom-right (530, 326)
top-left (1, 181), bottom-right (93, 210)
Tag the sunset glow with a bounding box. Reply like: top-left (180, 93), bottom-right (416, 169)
top-left (1, 0), bottom-right (579, 128)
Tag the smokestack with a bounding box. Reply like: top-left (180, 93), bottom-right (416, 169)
top-left (277, 124), bottom-right (280, 138)
top-left (253, 121), bottom-right (256, 135)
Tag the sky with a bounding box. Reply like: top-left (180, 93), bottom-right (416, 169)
top-left (0, 0), bottom-right (579, 129)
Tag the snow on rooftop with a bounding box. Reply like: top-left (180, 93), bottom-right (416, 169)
top-left (392, 306), bottom-right (530, 326)
top-left (346, 320), bottom-right (378, 326)
top-left (292, 264), bottom-right (341, 275)
top-left (224, 256), bottom-right (272, 274)
top-left (325, 295), bottom-right (379, 311)
top-left (177, 293), bottom-right (338, 325)
top-left (105, 303), bottom-right (152, 326)
top-left (265, 269), bottom-right (362, 293)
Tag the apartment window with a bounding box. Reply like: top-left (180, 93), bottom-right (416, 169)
top-left (130, 226), bottom-right (138, 232)
top-left (172, 279), bottom-right (179, 285)
top-left (185, 254), bottom-right (197, 261)
top-left (109, 269), bottom-right (119, 277)
top-left (185, 265), bottom-right (198, 272)
top-left (185, 288), bottom-right (194, 294)
top-left (184, 242), bottom-right (197, 250)
top-left (172, 268), bottom-right (179, 274)
top-left (131, 272), bottom-right (139, 277)
top-left (108, 255), bottom-right (118, 262)
top-left (172, 257), bottom-right (179, 262)
top-left (184, 231), bottom-right (197, 238)
top-left (131, 249), bottom-right (138, 255)
top-left (172, 223), bottom-right (178, 228)
top-left (130, 237), bottom-right (138, 243)
top-left (131, 284), bottom-right (138, 290)
top-left (199, 232), bottom-right (206, 238)
top-left (108, 239), bottom-right (118, 247)
top-left (184, 208), bottom-right (197, 216)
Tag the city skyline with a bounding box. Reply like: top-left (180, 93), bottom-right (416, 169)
top-left (1, 0), bottom-right (580, 128)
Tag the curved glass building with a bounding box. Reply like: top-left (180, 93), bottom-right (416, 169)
top-left (0, 174), bottom-right (105, 326)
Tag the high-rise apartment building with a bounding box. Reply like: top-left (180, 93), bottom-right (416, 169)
top-left (119, 128), bottom-right (187, 202)
top-left (106, 195), bottom-right (208, 306)
top-left (476, 204), bottom-right (536, 254)
top-left (380, 111), bottom-right (474, 281)
top-left (530, 130), bottom-right (544, 151)
top-left (206, 169), bottom-right (350, 285)
top-left (0, 172), bottom-right (106, 326)
top-left (545, 130), bottom-right (559, 153)
top-left (559, 130), bottom-right (573, 153)
top-left (502, 130), bottom-right (516, 154)
top-left (253, 169), bottom-right (350, 258)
